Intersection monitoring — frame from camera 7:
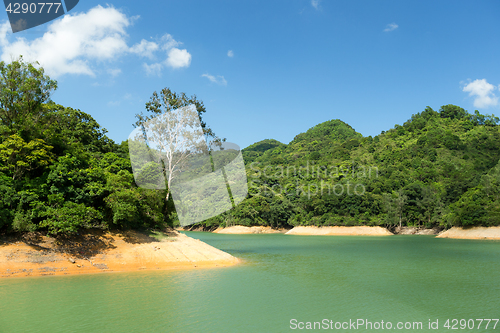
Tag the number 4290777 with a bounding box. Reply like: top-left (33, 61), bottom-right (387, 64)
top-left (6, 3), bottom-right (62, 14)
top-left (444, 319), bottom-right (499, 330)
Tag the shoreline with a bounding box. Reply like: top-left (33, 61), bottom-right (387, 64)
top-left (285, 226), bottom-right (394, 236)
top-left (437, 226), bottom-right (500, 239)
top-left (185, 225), bottom-right (441, 236)
top-left (0, 230), bottom-right (239, 279)
top-left (213, 226), bottom-right (288, 234)
top-left (182, 224), bottom-right (500, 239)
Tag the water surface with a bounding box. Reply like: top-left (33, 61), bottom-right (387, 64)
top-left (1, 233), bottom-right (499, 332)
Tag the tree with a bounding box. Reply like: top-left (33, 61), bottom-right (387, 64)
top-left (439, 104), bottom-right (467, 120)
top-left (383, 189), bottom-right (407, 229)
top-left (131, 89), bottom-right (223, 204)
top-left (0, 56), bottom-right (57, 139)
top-left (130, 103), bottom-right (208, 203)
top-left (416, 184), bottom-right (444, 227)
top-left (0, 134), bottom-right (53, 180)
top-left (134, 88), bottom-right (221, 141)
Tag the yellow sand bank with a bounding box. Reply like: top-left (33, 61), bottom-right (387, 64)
top-left (0, 230), bottom-right (239, 278)
top-left (213, 226), bottom-right (286, 234)
top-left (285, 226), bottom-right (393, 236)
top-left (437, 226), bottom-right (500, 239)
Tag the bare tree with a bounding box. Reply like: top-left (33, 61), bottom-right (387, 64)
top-left (130, 88), bottom-right (223, 202)
top-left (129, 104), bottom-right (208, 202)
top-left (130, 88), bottom-right (247, 227)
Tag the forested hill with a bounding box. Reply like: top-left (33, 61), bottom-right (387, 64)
top-left (201, 105), bottom-right (500, 230)
top-left (2, 59), bottom-right (500, 236)
top-left (0, 59), bottom-right (173, 235)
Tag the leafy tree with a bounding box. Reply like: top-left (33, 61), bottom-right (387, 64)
top-left (439, 104), bottom-right (467, 120)
top-left (135, 88), bottom-right (222, 142)
top-left (0, 134), bottom-right (53, 180)
top-left (40, 202), bottom-right (103, 235)
top-left (0, 56), bottom-right (57, 139)
top-left (131, 88), bottom-right (224, 214)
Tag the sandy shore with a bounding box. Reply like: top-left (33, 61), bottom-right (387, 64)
top-left (0, 230), bottom-right (239, 278)
top-left (285, 226), bottom-right (393, 236)
top-left (437, 226), bottom-right (500, 239)
top-left (213, 226), bottom-right (287, 234)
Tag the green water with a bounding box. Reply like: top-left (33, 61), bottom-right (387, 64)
top-left (1, 233), bottom-right (499, 333)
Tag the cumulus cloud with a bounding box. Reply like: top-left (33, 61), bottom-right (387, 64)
top-left (384, 23), bottom-right (398, 32)
top-left (165, 48), bottom-right (191, 68)
top-left (462, 79), bottom-right (499, 108)
top-left (202, 73), bottom-right (227, 86)
top-left (138, 33), bottom-right (191, 74)
top-left (129, 39), bottom-right (159, 59)
top-left (227, 50), bottom-right (234, 58)
top-left (0, 5), bottom-right (192, 77)
top-left (0, 6), bottom-right (129, 77)
top-left (311, 0), bottom-right (320, 10)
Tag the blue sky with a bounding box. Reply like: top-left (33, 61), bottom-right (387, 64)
top-left (1, 0), bottom-right (499, 149)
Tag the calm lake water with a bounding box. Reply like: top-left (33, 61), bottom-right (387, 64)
top-left (1, 233), bottom-right (499, 332)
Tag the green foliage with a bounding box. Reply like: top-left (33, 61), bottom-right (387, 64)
top-left (104, 170), bottom-right (165, 229)
top-left (0, 134), bottom-right (53, 180)
top-left (1, 57), bottom-right (498, 234)
top-left (0, 56), bottom-right (57, 139)
top-left (192, 104), bottom-right (500, 230)
top-left (445, 160), bottom-right (500, 227)
top-left (136, 87), bottom-right (222, 142)
top-left (40, 202), bottom-right (104, 235)
top-left (242, 139), bottom-right (286, 164)
top-left (439, 104), bottom-right (468, 120)
top-left (0, 59), bottom-right (178, 235)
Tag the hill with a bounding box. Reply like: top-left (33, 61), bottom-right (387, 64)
top-left (198, 105), bottom-right (500, 230)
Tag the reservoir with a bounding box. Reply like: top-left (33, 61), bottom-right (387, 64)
top-left (1, 232), bottom-right (499, 332)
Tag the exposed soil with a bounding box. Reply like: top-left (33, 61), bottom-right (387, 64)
top-left (436, 226), bottom-right (500, 239)
top-left (213, 226), bottom-right (288, 234)
top-left (394, 226), bottom-right (443, 235)
top-left (285, 226), bottom-right (393, 236)
top-left (0, 230), bottom-right (239, 278)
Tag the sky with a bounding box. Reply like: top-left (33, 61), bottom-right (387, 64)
top-left (0, 0), bottom-right (499, 149)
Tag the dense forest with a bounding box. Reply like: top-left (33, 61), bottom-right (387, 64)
top-left (0, 58), bottom-right (209, 235)
top-left (200, 107), bottom-right (500, 230)
top-left (1, 58), bottom-right (500, 236)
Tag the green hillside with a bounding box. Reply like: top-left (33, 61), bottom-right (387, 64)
top-left (200, 105), bottom-right (500, 230)
top-left (3, 58), bottom-right (500, 236)
top-left (242, 139), bottom-right (286, 164)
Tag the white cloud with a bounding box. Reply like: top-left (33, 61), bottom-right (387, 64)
top-left (384, 23), bottom-right (398, 32)
top-left (0, 5), bottom-right (192, 77)
top-left (227, 50), bottom-right (234, 58)
top-left (0, 5), bottom-right (129, 77)
top-left (160, 34), bottom-right (180, 50)
top-left (311, 0), bottom-right (320, 10)
top-left (138, 34), bottom-right (191, 73)
top-left (107, 68), bottom-right (122, 77)
top-left (166, 48), bottom-right (191, 68)
top-left (143, 62), bottom-right (163, 76)
top-left (462, 79), bottom-right (499, 108)
top-left (202, 73), bottom-right (227, 86)
top-left (129, 39), bottom-right (159, 59)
